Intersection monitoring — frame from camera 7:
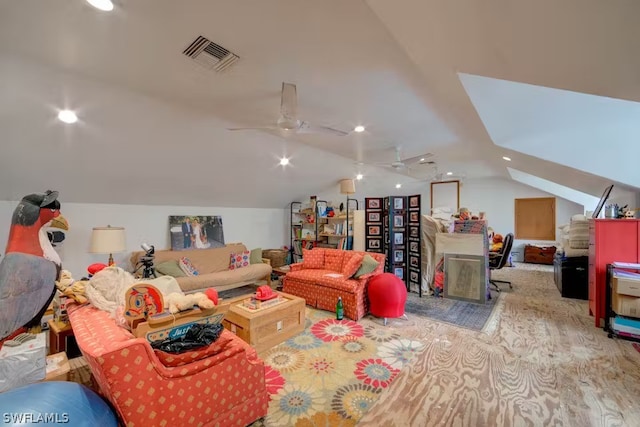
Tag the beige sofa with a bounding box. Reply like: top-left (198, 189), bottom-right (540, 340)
top-left (130, 243), bottom-right (272, 293)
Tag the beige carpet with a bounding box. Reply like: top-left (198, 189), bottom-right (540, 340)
top-left (358, 263), bottom-right (640, 426)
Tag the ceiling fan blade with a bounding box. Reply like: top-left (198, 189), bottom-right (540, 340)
top-left (297, 121), bottom-right (348, 137)
top-left (401, 152), bottom-right (434, 165)
top-left (281, 82), bottom-right (298, 122)
top-left (227, 126), bottom-right (278, 131)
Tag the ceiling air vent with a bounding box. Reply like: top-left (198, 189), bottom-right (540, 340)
top-left (183, 36), bottom-right (239, 72)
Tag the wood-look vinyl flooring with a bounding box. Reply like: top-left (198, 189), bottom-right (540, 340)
top-left (358, 263), bottom-right (640, 427)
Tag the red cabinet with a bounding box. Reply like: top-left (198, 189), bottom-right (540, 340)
top-left (588, 219), bottom-right (640, 327)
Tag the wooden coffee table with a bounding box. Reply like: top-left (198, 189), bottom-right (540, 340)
top-left (221, 291), bottom-right (305, 353)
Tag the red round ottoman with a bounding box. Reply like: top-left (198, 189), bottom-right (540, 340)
top-left (368, 273), bottom-right (408, 325)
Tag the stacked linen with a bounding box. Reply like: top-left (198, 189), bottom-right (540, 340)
top-left (569, 214), bottom-right (590, 249)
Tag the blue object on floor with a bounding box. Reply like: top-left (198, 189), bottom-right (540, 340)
top-left (0, 381), bottom-right (118, 426)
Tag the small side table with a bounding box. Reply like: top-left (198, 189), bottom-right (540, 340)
top-left (48, 320), bottom-right (75, 356)
top-left (272, 265), bottom-right (291, 290)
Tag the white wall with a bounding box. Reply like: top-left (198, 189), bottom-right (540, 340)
top-left (0, 201), bottom-right (288, 279)
top-left (459, 177), bottom-right (583, 258)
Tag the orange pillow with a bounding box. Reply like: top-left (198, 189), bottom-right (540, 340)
top-left (302, 248), bottom-right (325, 269)
top-left (153, 336), bottom-right (233, 367)
top-left (342, 253), bottom-right (365, 277)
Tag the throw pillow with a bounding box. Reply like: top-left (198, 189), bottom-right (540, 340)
top-left (353, 254), bottom-right (379, 278)
top-left (342, 252), bottom-right (365, 277)
top-left (302, 248), bottom-right (324, 269)
top-left (154, 336), bottom-right (233, 367)
top-left (155, 260), bottom-right (187, 277)
top-left (229, 250), bottom-right (251, 270)
top-left (179, 257), bottom-right (199, 276)
top-left (250, 248), bottom-right (263, 264)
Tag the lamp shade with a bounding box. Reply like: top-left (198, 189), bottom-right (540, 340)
top-left (339, 179), bottom-right (356, 195)
top-left (90, 226), bottom-right (126, 254)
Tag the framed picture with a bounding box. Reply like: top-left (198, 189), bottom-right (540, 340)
top-left (368, 225), bottom-right (381, 236)
top-left (393, 215), bottom-right (404, 227)
top-left (443, 254), bottom-right (487, 304)
top-left (409, 226), bottom-right (419, 238)
top-left (367, 212), bottom-right (381, 222)
top-left (169, 215), bottom-right (225, 251)
top-left (410, 256), bottom-right (419, 268)
top-left (410, 270), bottom-right (419, 283)
top-left (431, 180), bottom-right (460, 213)
top-left (394, 232), bottom-right (404, 245)
top-left (367, 238), bottom-right (381, 249)
top-left (394, 250), bottom-right (404, 262)
top-left (409, 196), bottom-right (420, 208)
top-left (409, 212), bottom-right (419, 223)
top-left (367, 198), bottom-right (381, 209)
top-left (393, 197), bottom-right (404, 210)
top-left (394, 267), bottom-right (404, 280)
top-left (410, 241), bottom-right (419, 253)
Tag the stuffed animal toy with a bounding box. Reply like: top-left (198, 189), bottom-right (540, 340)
top-left (458, 208), bottom-right (471, 221)
top-left (164, 292), bottom-right (215, 314)
top-left (204, 288), bottom-right (219, 305)
top-left (491, 234), bottom-right (504, 252)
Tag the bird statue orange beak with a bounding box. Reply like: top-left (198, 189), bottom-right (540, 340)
top-left (50, 215), bottom-right (69, 231)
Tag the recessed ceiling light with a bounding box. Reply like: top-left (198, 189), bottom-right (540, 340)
top-left (279, 157), bottom-right (290, 166)
top-left (57, 110), bottom-right (78, 124)
top-left (420, 158), bottom-right (426, 162)
top-left (356, 174), bottom-right (363, 180)
top-left (446, 172), bottom-right (453, 176)
top-left (86, 0), bottom-right (114, 11)
top-left (353, 125), bottom-right (365, 133)
top-left (395, 183), bottom-right (401, 189)
top-left (502, 156), bottom-right (511, 161)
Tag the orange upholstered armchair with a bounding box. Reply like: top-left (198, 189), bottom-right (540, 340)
top-left (68, 304), bottom-right (268, 427)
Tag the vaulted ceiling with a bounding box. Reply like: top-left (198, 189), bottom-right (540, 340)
top-left (0, 0), bottom-right (638, 208)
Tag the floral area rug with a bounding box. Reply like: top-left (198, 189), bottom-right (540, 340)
top-left (258, 308), bottom-right (425, 426)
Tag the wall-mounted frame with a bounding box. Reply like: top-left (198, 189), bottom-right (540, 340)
top-left (393, 198), bottom-right (404, 210)
top-left (409, 226), bottom-right (419, 238)
top-left (430, 180), bottom-right (460, 213)
top-left (443, 253), bottom-right (486, 304)
top-left (393, 215), bottom-right (404, 227)
top-left (409, 241), bottom-right (419, 252)
top-left (394, 232), bottom-right (404, 245)
top-left (409, 196), bottom-right (420, 208)
top-left (394, 250), bottom-right (404, 262)
top-left (409, 212), bottom-right (419, 223)
top-left (394, 267), bottom-right (404, 279)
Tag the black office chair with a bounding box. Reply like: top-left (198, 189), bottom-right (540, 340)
top-left (489, 232), bottom-right (514, 292)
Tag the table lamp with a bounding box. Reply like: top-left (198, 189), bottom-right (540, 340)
top-left (90, 225), bottom-right (126, 266)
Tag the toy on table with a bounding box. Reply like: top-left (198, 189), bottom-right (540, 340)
top-left (255, 285), bottom-right (277, 301)
top-left (124, 284), bottom-right (229, 342)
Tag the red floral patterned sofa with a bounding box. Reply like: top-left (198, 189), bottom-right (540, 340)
top-left (282, 248), bottom-right (386, 320)
top-left (68, 303), bottom-right (268, 427)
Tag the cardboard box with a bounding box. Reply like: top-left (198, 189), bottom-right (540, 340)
top-left (613, 273), bottom-right (640, 298)
top-left (612, 288), bottom-right (640, 318)
top-left (0, 332), bottom-right (47, 393)
top-left (45, 352), bottom-right (70, 382)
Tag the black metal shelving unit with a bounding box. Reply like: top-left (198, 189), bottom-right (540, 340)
top-left (605, 262), bottom-right (640, 342)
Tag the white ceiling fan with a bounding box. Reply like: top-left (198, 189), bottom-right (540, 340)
top-left (370, 147), bottom-right (435, 172)
top-left (227, 82), bottom-right (348, 136)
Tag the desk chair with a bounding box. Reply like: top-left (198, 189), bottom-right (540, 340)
top-left (489, 233), bottom-right (514, 292)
